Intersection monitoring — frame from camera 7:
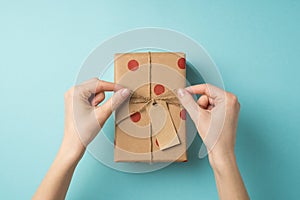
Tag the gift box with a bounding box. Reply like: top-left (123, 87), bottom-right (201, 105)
top-left (114, 52), bottom-right (187, 162)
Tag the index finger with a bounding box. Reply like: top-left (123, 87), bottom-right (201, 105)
top-left (96, 80), bottom-right (116, 92)
top-left (81, 78), bottom-right (116, 93)
top-left (185, 84), bottom-right (224, 99)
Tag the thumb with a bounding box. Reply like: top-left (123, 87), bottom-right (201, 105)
top-left (177, 88), bottom-right (204, 125)
top-left (95, 88), bottom-right (131, 122)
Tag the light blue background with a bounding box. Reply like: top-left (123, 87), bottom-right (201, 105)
top-left (0, 0), bottom-right (299, 199)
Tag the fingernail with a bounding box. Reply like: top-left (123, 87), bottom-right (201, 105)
top-left (121, 88), bottom-right (131, 97)
top-left (185, 86), bottom-right (192, 93)
top-left (177, 88), bottom-right (186, 98)
top-left (114, 84), bottom-right (123, 91)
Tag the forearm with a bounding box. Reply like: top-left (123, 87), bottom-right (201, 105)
top-left (33, 137), bottom-right (85, 200)
top-left (210, 153), bottom-right (249, 200)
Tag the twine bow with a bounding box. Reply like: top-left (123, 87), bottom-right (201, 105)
top-left (130, 89), bottom-right (180, 111)
top-left (116, 90), bottom-right (181, 125)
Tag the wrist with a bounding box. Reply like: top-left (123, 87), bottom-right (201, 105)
top-left (59, 133), bottom-right (86, 164)
top-left (208, 151), bottom-right (237, 174)
top-left (61, 144), bottom-right (84, 162)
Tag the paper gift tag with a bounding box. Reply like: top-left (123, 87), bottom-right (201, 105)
top-left (148, 101), bottom-right (180, 150)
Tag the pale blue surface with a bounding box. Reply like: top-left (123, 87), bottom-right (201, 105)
top-left (0, 1), bottom-right (300, 199)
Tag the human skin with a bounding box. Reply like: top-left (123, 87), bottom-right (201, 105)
top-left (33, 78), bottom-right (131, 200)
top-left (33, 78), bottom-right (249, 200)
top-left (178, 84), bottom-right (249, 200)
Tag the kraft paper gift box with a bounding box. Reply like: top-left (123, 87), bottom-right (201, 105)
top-left (114, 52), bottom-right (187, 162)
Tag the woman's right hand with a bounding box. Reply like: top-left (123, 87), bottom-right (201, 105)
top-left (177, 84), bottom-right (240, 168)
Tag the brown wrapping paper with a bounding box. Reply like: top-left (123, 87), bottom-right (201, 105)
top-left (114, 52), bottom-right (187, 162)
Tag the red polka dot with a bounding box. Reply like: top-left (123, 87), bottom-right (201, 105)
top-left (180, 109), bottom-right (186, 120)
top-left (130, 112), bottom-right (141, 122)
top-left (155, 139), bottom-right (159, 147)
top-left (128, 59), bottom-right (139, 71)
top-left (154, 84), bottom-right (165, 95)
top-left (114, 139), bottom-right (116, 146)
top-left (183, 159), bottom-right (188, 162)
top-left (177, 57), bottom-right (186, 69)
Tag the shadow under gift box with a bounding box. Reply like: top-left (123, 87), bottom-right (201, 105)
top-left (114, 52), bottom-right (187, 162)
